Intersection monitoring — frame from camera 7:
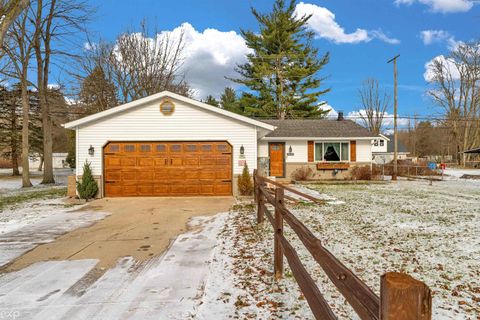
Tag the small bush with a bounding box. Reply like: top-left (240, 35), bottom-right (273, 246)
top-left (76, 161), bottom-right (98, 200)
top-left (237, 164), bottom-right (253, 196)
top-left (349, 165), bottom-right (381, 180)
top-left (292, 166), bottom-right (313, 181)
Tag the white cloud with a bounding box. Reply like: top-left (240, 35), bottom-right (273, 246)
top-left (347, 110), bottom-right (410, 129)
top-left (423, 55), bottom-right (460, 82)
top-left (420, 30), bottom-right (461, 49)
top-left (320, 103), bottom-right (339, 119)
top-left (157, 23), bottom-right (250, 99)
top-left (394, 0), bottom-right (475, 13)
top-left (295, 2), bottom-right (400, 44)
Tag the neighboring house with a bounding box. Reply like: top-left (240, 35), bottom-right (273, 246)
top-left (63, 91), bottom-right (381, 197)
top-left (29, 153), bottom-right (69, 169)
top-left (372, 134), bottom-right (409, 164)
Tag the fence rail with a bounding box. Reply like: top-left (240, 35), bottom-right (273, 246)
top-left (253, 170), bottom-right (432, 320)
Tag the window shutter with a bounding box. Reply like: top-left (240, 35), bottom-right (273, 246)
top-left (308, 141), bottom-right (314, 162)
top-left (350, 141), bottom-right (356, 162)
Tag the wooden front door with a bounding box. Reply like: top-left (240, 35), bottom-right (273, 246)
top-left (269, 142), bottom-right (285, 177)
top-left (103, 141), bottom-right (232, 197)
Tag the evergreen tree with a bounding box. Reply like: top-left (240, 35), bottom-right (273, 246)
top-left (77, 161), bottom-right (98, 200)
top-left (233, 0), bottom-right (330, 119)
top-left (204, 95), bottom-right (219, 107)
top-left (220, 87), bottom-right (244, 114)
top-left (79, 66), bottom-right (118, 115)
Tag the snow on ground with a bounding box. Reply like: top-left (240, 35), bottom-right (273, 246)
top-left (0, 168), bottom-right (73, 195)
top-left (0, 198), bottom-right (108, 267)
top-left (0, 213), bottom-right (228, 320)
top-left (444, 168), bottom-right (480, 179)
top-left (198, 179), bottom-right (479, 319)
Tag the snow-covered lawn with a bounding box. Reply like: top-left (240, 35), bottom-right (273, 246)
top-left (0, 180), bottom-right (108, 268)
top-left (198, 179), bottom-right (479, 319)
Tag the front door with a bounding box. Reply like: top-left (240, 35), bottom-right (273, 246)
top-left (269, 142), bottom-right (285, 177)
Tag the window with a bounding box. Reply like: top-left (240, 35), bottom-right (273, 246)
top-left (124, 144), bottom-right (135, 152)
top-left (109, 144), bottom-right (119, 152)
top-left (156, 144), bottom-right (166, 152)
top-left (374, 140), bottom-right (379, 147)
top-left (140, 144), bottom-right (151, 152)
top-left (201, 144), bottom-right (212, 152)
top-left (170, 144), bottom-right (181, 152)
top-left (380, 140), bottom-right (384, 147)
top-left (314, 142), bottom-right (349, 162)
top-left (186, 144), bottom-right (197, 152)
top-left (217, 144), bottom-right (228, 152)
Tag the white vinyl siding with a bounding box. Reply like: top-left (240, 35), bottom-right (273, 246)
top-left (76, 98), bottom-right (258, 176)
top-left (356, 140), bottom-right (372, 162)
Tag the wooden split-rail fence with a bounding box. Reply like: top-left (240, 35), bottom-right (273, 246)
top-left (253, 170), bottom-right (432, 320)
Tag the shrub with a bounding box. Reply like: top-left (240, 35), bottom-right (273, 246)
top-left (292, 166), bottom-right (313, 181)
top-left (349, 165), bottom-right (381, 180)
top-left (237, 164), bottom-right (253, 196)
top-left (76, 161), bottom-right (98, 200)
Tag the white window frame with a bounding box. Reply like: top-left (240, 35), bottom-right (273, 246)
top-left (379, 140), bottom-right (384, 147)
top-left (314, 141), bottom-right (350, 162)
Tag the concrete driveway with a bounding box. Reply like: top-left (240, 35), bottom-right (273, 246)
top-left (0, 196), bottom-right (234, 319)
top-left (3, 196), bottom-right (234, 272)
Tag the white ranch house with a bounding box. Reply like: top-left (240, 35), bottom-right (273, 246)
top-left (64, 91), bottom-right (381, 197)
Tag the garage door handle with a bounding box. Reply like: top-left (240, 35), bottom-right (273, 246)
top-left (105, 181), bottom-right (115, 183)
top-left (222, 180), bottom-right (232, 183)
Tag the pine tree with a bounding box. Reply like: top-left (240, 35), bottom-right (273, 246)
top-left (233, 0), bottom-right (330, 119)
top-left (220, 87), bottom-right (243, 114)
top-left (77, 161), bottom-right (98, 200)
top-left (204, 95), bottom-right (219, 107)
top-left (79, 66), bottom-right (118, 115)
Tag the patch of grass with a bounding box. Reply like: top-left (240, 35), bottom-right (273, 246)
top-left (0, 187), bottom-right (67, 212)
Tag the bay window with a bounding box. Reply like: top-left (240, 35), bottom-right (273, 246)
top-left (314, 142), bottom-right (349, 162)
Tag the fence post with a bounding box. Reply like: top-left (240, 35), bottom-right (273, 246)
top-left (257, 182), bottom-right (265, 224)
top-left (380, 272), bottom-right (432, 320)
top-left (274, 187), bottom-right (284, 279)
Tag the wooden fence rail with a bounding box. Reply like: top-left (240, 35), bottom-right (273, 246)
top-left (253, 170), bottom-right (432, 320)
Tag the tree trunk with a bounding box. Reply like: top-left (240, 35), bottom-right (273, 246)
top-left (40, 93), bottom-right (54, 183)
top-left (12, 154), bottom-right (20, 176)
top-left (38, 156), bottom-right (44, 172)
top-left (21, 79), bottom-right (32, 187)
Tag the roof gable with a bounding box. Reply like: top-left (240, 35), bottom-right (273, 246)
top-left (64, 91), bottom-right (275, 131)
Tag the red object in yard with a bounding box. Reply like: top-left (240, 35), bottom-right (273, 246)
top-left (440, 163), bottom-right (446, 170)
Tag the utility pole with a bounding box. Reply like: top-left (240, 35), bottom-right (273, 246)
top-left (387, 54), bottom-right (400, 181)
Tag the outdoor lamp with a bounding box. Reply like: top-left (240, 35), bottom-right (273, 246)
top-left (289, 145), bottom-right (293, 153)
top-left (88, 145), bottom-right (94, 156)
top-left (240, 145), bottom-right (245, 155)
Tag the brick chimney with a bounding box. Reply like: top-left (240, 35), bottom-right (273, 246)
top-left (337, 111), bottom-right (344, 121)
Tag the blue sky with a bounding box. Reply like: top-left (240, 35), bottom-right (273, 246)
top-left (81, 0), bottom-right (479, 124)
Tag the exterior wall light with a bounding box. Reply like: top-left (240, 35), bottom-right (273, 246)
top-left (289, 145), bottom-right (293, 153)
top-left (88, 145), bottom-right (94, 156)
top-left (240, 145), bottom-right (245, 155)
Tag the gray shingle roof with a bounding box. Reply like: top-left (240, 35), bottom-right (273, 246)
top-left (261, 119), bottom-right (378, 138)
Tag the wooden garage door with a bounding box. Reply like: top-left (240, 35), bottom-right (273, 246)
top-left (104, 142), bottom-right (232, 196)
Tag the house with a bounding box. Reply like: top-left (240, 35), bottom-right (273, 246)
top-left (63, 91), bottom-right (381, 197)
top-left (372, 134), bottom-right (409, 164)
top-left (29, 153), bottom-right (69, 169)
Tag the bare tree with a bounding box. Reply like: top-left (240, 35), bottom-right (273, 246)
top-left (357, 78), bottom-right (391, 135)
top-left (427, 41), bottom-right (480, 165)
top-left (32, 0), bottom-right (90, 183)
top-left (1, 8), bottom-right (36, 187)
top-left (78, 21), bottom-right (191, 104)
top-left (0, 0), bottom-right (30, 48)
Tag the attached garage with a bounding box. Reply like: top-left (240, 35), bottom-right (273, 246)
top-left (64, 91), bottom-right (274, 197)
top-left (104, 141), bottom-right (232, 196)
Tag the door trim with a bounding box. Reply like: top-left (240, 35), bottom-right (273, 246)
top-left (268, 142), bottom-right (286, 178)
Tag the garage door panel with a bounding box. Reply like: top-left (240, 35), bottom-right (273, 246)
top-left (137, 157), bottom-right (154, 167)
top-left (104, 141), bottom-right (232, 197)
top-left (121, 157), bottom-right (136, 166)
